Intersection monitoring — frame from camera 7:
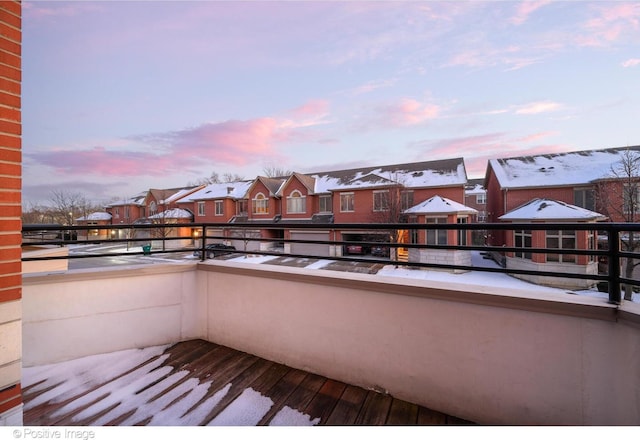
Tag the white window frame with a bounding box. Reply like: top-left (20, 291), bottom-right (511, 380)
top-left (623, 183), bottom-right (640, 214)
top-left (373, 190), bottom-right (390, 212)
top-left (514, 229), bottom-right (532, 260)
top-left (236, 199), bottom-right (248, 215)
top-left (476, 193), bottom-right (486, 205)
top-left (214, 200), bottom-right (224, 216)
top-left (426, 217), bottom-right (447, 245)
top-left (252, 193), bottom-right (268, 215)
top-left (319, 195), bottom-right (332, 213)
top-left (197, 201), bottom-right (206, 216)
top-left (546, 229), bottom-right (576, 263)
top-left (340, 192), bottom-right (354, 212)
top-left (401, 190), bottom-right (414, 211)
top-left (286, 190), bottom-right (306, 214)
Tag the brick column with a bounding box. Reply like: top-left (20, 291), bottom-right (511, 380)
top-left (0, 0), bottom-right (22, 426)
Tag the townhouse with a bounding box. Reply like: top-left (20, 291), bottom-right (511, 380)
top-left (485, 145), bottom-right (640, 288)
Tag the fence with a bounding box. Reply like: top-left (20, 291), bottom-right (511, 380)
top-left (22, 221), bottom-right (640, 304)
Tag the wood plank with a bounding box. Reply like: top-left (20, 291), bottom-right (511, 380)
top-left (22, 339), bottom-right (477, 426)
top-left (263, 372), bottom-right (326, 425)
top-left (386, 398), bottom-right (419, 425)
top-left (199, 357), bottom-right (274, 425)
top-left (302, 379), bottom-right (346, 424)
top-left (354, 391), bottom-right (392, 425)
top-left (417, 405), bottom-right (447, 425)
top-left (255, 369), bottom-right (310, 425)
top-left (323, 385), bottom-right (367, 425)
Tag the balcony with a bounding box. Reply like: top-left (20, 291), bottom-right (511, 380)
top-left (18, 222), bottom-right (640, 425)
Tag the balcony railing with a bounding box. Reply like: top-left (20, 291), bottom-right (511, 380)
top-left (22, 221), bottom-right (640, 305)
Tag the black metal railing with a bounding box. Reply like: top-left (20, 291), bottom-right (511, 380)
top-left (21, 221), bottom-right (640, 305)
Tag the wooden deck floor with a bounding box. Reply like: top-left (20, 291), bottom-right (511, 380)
top-left (23, 339), bottom-right (475, 426)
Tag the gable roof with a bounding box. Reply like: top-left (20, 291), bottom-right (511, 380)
top-left (247, 176), bottom-right (287, 197)
top-left (404, 195), bottom-right (478, 215)
top-left (499, 198), bottom-right (607, 221)
top-left (488, 146), bottom-right (640, 189)
top-left (309, 158), bottom-right (467, 193)
top-left (277, 172), bottom-right (317, 196)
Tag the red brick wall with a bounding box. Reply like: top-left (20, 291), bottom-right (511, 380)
top-left (0, 0), bottom-right (21, 417)
top-left (280, 176), bottom-right (313, 219)
top-left (0, 0), bottom-right (21, 303)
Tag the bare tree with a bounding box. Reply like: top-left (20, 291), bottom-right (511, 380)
top-left (595, 148), bottom-right (640, 300)
top-left (188, 171), bottom-right (244, 186)
top-left (222, 172), bottom-right (245, 183)
top-left (49, 190), bottom-right (96, 226)
top-left (262, 163), bottom-right (292, 178)
top-left (368, 174), bottom-right (411, 262)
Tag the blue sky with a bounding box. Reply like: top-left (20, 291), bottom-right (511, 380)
top-left (21, 1), bottom-right (640, 205)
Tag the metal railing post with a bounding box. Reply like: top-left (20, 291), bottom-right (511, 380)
top-left (200, 224), bottom-right (207, 262)
top-left (608, 226), bottom-right (621, 304)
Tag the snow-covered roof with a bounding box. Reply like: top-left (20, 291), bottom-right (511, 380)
top-left (488, 146), bottom-right (640, 189)
top-left (310, 158), bottom-right (467, 193)
top-left (180, 181), bottom-right (253, 202)
top-left (107, 192), bottom-right (147, 207)
top-left (76, 212), bottom-right (112, 221)
top-left (499, 198), bottom-right (607, 221)
top-left (404, 195), bottom-right (478, 215)
top-left (161, 187), bottom-right (202, 204)
top-left (148, 208), bottom-right (193, 220)
top-left (465, 178), bottom-right (485, 195)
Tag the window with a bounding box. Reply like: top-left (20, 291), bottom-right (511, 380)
top-left (546, 230), bottom-right (576, 263)
top-left (286, 190), bottom-right (306, 214)
top-left (149, 201), bottom-right (157, 215)
top-left (401, 190), bottom-right (414, 211)
top-left (514, 229), bottom-right (532, 259)
top-left (373, 190), bottom-right (389, 211)
top-left (340, 192), bottom-right (354, 212)
top-left (457, 217), bottom-right (468, 246)
top-left (319, 195), bottom-right (332, 213)
top-left (124, 206), bottom-right (130, 220)
top-left (574, 188), bottom-right (594, 211)
top-left (252, 193), bottom-right (268, 215)
top-left (426, 217), bottom-right (447, 245)
top-left (215, 200), bottom-right (224, 216)
top-left (236, 199), bottom-right (248, 215)
top-left (197, 201), bottom-right (205, 216)
top-left (114, 207), bottom-right (119, 218)
top-left (623, 183), bottom-right (640, 214)
top-left (476, 193), bottom-right (486, 205)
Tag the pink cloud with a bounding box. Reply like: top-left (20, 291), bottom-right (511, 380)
top-left (408, 132), bottom-right (567, 177)
top-left (378, 98), bottom-right (441, 127)
top-left (29, 118), bottom-right (295, 178)
top-left (578, 3), bottom-right (640, 47)
top-left (622, 58), bottom-right (640, 67)
top-left (23, 2), bottom-right (104, 19)
top-left (509, 0), bottom-right (552, 26)
top-left (515, 101), bottom-right (563, 115)
top-left (290, 100), bottom-right (330, 118)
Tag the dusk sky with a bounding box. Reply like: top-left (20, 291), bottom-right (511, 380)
top-left (22, 1), bottom-right (640, 206)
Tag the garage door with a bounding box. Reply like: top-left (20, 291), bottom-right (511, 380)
top-left (290, 231), bottom-right (331, 257)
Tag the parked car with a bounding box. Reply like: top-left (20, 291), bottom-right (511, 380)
top-left (371, 245), bottom-right (390, 257)
top-left (345, 244), bottom-right (366, 255)
top-left (194, 243), bottom-right (236, 259)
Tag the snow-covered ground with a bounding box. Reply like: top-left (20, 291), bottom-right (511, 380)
top-left (223, 251), bottom-right (639, 304)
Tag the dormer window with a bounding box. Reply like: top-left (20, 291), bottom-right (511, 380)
top-left (286, 190), bottom-right (306, 214)
top-left (252, 193), bottom-right (268, 215)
